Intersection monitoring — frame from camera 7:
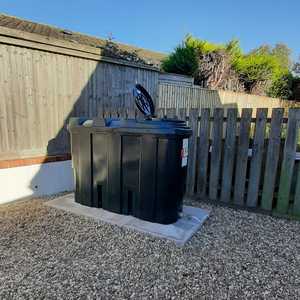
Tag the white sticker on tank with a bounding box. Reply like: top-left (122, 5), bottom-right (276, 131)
top-left (181, 138), bottom-right (189, 167)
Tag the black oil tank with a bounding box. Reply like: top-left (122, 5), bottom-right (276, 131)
top-left (68, 84), bottom-right (192, 224)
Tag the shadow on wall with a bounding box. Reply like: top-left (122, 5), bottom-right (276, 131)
top-left (29, 60), bottom-right (158, 196)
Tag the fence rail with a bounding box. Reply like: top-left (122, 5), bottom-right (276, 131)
top-left (156, 107), bottom-right (300, 219)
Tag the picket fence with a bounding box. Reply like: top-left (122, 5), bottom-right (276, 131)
top-left (153, 107), bottom-right (300, 218)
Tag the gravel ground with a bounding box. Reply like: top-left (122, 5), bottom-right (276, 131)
top-left (1, 195), bottom-right (300, 299)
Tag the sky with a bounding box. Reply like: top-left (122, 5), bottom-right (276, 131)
top-left (0, 0), bottom-right (299, 61)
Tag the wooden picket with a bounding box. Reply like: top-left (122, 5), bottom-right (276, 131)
top-left (209, 108), bottom-right (223, 200)
top-left (186, 108), bottom-right (199, 196)
top-left (220, 108), bottom-right (237, 203)
top-left (196, 108), bottom-right (210, 198)
top-left (261, 108), bottom-right (284, 211)
top-left (233, 108), bottom-right (252, 206)
top-left (246, 108), bottom-right (267, 207)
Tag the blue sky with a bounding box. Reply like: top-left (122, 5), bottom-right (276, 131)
top-left (0, 0), bottom-right (299, 60)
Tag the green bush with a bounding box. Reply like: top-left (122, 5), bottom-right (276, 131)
top-left (161, 43), bottom-right (198, 76)
top-left (185, 35), bottom-right (242, 60)
top-left (225, 39), bottom-right (243, 63)
top-left (267, 72), bottom-right (294, 99)
top-left (185, 35), bottom-right (225, 54)
top-left (161, 35), bottom-right (296, 98)
top-left (233, 53), bottom-right (278, 82)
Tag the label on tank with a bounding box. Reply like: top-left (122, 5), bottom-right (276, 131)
top-left (181, 138), bottom-right (189, 167)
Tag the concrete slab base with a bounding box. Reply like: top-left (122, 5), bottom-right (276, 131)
top-left (46, 193), bottom-right (209, 245)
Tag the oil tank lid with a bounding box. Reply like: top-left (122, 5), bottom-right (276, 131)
top-left (133, 84), bottom-right (155, 119)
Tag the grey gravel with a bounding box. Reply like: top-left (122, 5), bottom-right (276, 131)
top-left (1, 195), bottom-right (300, 299)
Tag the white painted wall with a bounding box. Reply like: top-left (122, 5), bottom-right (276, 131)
top-left (0, 160), bottom-right (74, 204)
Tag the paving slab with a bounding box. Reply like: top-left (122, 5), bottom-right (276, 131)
top-left (46, 193), bottom-right (209, 245)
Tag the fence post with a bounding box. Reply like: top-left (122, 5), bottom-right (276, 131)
top-left (220, 108), bottom-right (237, 203)
top-left (246, 108), bottom-right (267, 208)
top-left (197, 108), bottom-right (210, 198)
top-left (261, 108), bottom-right (284, 211)
top-left (233, 108), bottom-right (252, 205)
top-left (209, 108), bottom-right (224, 200)
top-left (277, 109), bottom-right (300, 214)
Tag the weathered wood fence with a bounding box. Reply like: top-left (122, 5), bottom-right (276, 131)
top-left (158, 83), bottom-right (300, 114)
top-left (0, 41), bottom-right (159, 160)
top-left (155, 107), bottom-right (300, 218)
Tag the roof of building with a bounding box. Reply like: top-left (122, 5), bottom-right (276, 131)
top-left (0, 14), bottom-right (166, 67)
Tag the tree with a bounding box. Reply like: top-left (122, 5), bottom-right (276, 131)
top-left (272, 43), bottom-right (292, 70)
top-left (250, 43), bottom-right (291, 71)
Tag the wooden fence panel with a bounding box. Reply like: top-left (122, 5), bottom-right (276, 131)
top-left (220, 108), bottom-right (237, 203)
top-left (158, 83), bottom-right (300, 114)
top-left (261, 108), bottom-right (284, 211)
top-left (196, 108), bottom-right (210, 198)
top-left (186, 108), bottom-right (199, 196)
top-left (0, 43), bottom-right (159, 160)
top-left (246, 108), bottom-right (267, 207)
top-left (233, 108), bottom-right (253, 205)
top-left (277, 109), bottom-right (300, 214)
top-left (209, 108), bottom-right (224, 200)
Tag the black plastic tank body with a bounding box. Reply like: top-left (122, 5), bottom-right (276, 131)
top-left (69, 117), bottom-right (192, 224)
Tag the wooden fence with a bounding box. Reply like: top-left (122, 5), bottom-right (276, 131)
top-left (155, 107), bottom-right (300, 219)
top-left (0, 41), bottom-right (159, 160)
top-left (158, 83), bottom-right (300, 115)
